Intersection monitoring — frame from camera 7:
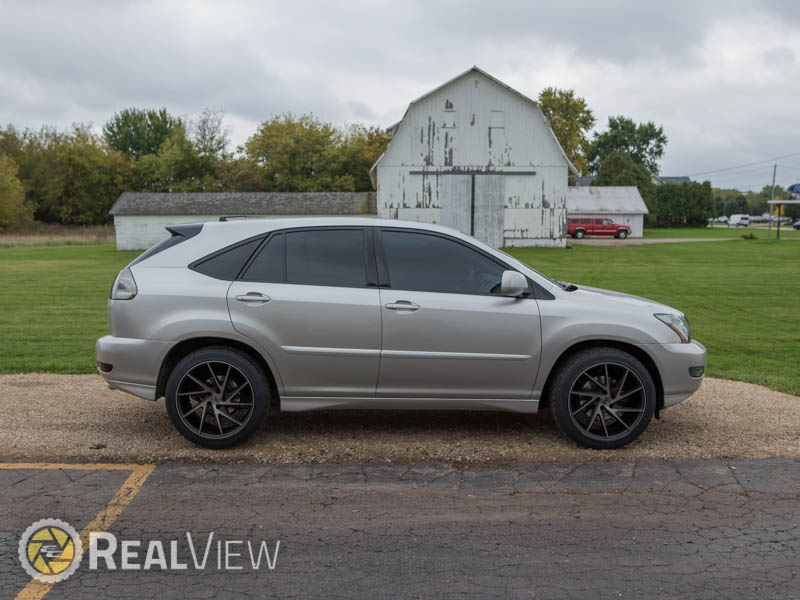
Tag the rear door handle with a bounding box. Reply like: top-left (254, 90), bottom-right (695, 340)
top-left (236, 293), bottom-right (271, 304)
top-left (384, 300), bottom-right (420, 312)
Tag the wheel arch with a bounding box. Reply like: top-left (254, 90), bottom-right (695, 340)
top-left (156, 336), bottom-right (281, 411)
top-left (539, 339), bottom-right (664, 416)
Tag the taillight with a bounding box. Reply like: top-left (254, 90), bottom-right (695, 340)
top-left (110, 268), bottom-right (138, 300)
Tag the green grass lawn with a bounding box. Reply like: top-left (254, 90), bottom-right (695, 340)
top-left (1, 240), bottom-right (799, 395)
top-left (644, 226), bottom-right (800, 239)
top-left (0, 245), bottom-right (138, 373)
top-left (508, 240), bottom-right (800, 395)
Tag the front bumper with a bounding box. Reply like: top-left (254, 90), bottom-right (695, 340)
top-left (640, 340), bottom-right (706, 408)
top-left (95, 336), bottom-right (173, 400)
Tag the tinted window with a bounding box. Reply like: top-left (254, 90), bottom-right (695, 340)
top-left (595, 219), bottom-right (603, 225)
top-left (381, 230), bottom-right (506, 295)
top-left (604, 219), bottom-right (614, 224)
top-left (580, 218), bottom-right (590, 224)
top-left (285, 229), bottom-right (366, 286)
top-left (242, 234), bottom-right (284, 282)
top-left (193, 238), bottom-right (261, 280)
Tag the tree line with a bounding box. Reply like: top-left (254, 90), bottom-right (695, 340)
top-left (2, 90), bottom-right (763, 229)
top-left (0, 109), bottom-right (389, 227)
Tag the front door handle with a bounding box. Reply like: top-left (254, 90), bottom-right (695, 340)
top-left (385, 300), bottom-right (420, 312)
top-left (236, 292), bottom-right (271, 304)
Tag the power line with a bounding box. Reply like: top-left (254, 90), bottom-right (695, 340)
top-left (687, 151), bottom-right (800, 177)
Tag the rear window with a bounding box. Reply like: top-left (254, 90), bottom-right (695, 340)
top-left (192, 238), bottom-right (262, 280)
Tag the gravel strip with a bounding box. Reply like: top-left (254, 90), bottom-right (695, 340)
top-left (2, 374), bottom-right (798, 465)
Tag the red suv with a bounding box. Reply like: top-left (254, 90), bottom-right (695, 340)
top-left (568, 218), bottom-right (631, 239)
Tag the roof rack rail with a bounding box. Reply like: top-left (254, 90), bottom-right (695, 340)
top-left (219, 216), bottom-right (248, 222)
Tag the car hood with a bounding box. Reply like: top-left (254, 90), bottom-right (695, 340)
top-left (571, 285), bottom-right (678, 314)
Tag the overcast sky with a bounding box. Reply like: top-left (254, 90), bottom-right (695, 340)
top-left (2, 0), bottom-right (799, 191)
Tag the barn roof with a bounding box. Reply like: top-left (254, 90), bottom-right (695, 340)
top-left (109, 192), bottom-right (376, 216)
top-left (566, 186), bottom-right (649, 214)
top-left (370, 66), bottom-right (578, 186)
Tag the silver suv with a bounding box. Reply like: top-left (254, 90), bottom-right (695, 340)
top-left (97, 218), bottom-right (705, 450)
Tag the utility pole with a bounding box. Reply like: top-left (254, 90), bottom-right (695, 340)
top-left (768, 164), bottom-right (776, 240)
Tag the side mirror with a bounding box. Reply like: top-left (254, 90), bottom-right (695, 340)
top-left (501, 270), bottom-right (529, 297)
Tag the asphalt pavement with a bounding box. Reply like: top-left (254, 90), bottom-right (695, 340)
top-left (2, 459), bottom-right (799, 599)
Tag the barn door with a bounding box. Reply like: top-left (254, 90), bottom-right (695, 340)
top-left (473, 175), bottom-right (504, 247)
top-left (438, 174), bottom-right (472, 236)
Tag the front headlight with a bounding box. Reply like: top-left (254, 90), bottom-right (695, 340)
top-left (654, 313), bottom-right (690, 343)
top-left (110, 268), bottom-right (138, 300)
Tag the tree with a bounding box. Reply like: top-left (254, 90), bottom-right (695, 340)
top-left (338, 124), bottom-right (390, 192)
top-left (191, 109), bottom-right (230, 160)
top-left (656, 181), bottom-right (715, 227)
top-left (0, 154), bottom-right (33, 228)
top-left (103, 108), bottom-right (183, 158)
top-left (537, 87), bottom-right (595, 176)
top-left (244, 113), bottom-right (386, 192)
top-left (593, 150), bottom-right (658, 225)
top-left (588, 116), bottom-right (667, 175)
top-left (132, 124), bottom-right (220, 193)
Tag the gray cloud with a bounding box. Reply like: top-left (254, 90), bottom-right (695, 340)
top-left (1, 0), bottom-right (799, 190)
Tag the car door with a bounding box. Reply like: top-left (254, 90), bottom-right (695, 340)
top-left (227, 227), bottom-right (381, 398)
top-left (374, 228), bottom-right (541, 400)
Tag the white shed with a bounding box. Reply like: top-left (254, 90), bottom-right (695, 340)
top-left (371, 67), bottom-right (576, 248)
top-left (109, 192), bottom-right (376, 250)
top-left (566, 186), bottom-right (649, 237)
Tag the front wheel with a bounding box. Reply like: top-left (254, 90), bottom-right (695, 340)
top-left (165, 347), bottom-right (269, 449)
top-left (617, 230), bottom-right (628, 239)
top-left (550, 348), bottom-right (656, 449)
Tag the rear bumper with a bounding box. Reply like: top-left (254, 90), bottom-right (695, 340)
top-left (639, 340), bottom-right (706, 408)
top-left (95, 336), bottom-right (173, 400)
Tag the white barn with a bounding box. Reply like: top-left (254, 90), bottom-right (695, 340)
top-left (371, 67), bottom-right (576, 248)
top-left (566, 186), bottom-right (649, 237)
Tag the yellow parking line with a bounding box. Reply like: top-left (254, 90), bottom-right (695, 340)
top-left (6, 463), bottom-right (156, 600)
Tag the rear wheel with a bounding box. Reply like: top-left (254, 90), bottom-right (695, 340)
top-left (550, 348), bottom-right (656, 449)
top-left (165, 347), bottom-right (269, 449)
top-left (574, 230), bottom-right (585, 239)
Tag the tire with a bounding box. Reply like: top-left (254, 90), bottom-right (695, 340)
top-left (165, 346), bottom-right (269, 449)
top-left (574, 230), bottom-right (585, 239)
top-left (617, 230), bottom-right (628, 239)
top-left (550, 347), bottom-right (656, 449)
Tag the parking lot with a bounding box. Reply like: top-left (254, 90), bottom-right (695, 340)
top-left (3, 458), bottom-right (800, 599)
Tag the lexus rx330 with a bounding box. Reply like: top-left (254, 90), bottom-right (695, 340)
top-left (97, 218), bottom-right (706, 449)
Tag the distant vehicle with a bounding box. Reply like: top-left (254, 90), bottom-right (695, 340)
top-left (568, 218), bottom-right (631, 239)
top-left (793, 220), bottom-right (800, 230)
top-left (728, 214), bottom-right (750, 227)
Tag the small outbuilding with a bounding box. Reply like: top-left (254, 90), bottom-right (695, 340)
top-left (566, 186), bottom-right (648, 237)
top-left (109, 192), bottom-right (376, 250)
